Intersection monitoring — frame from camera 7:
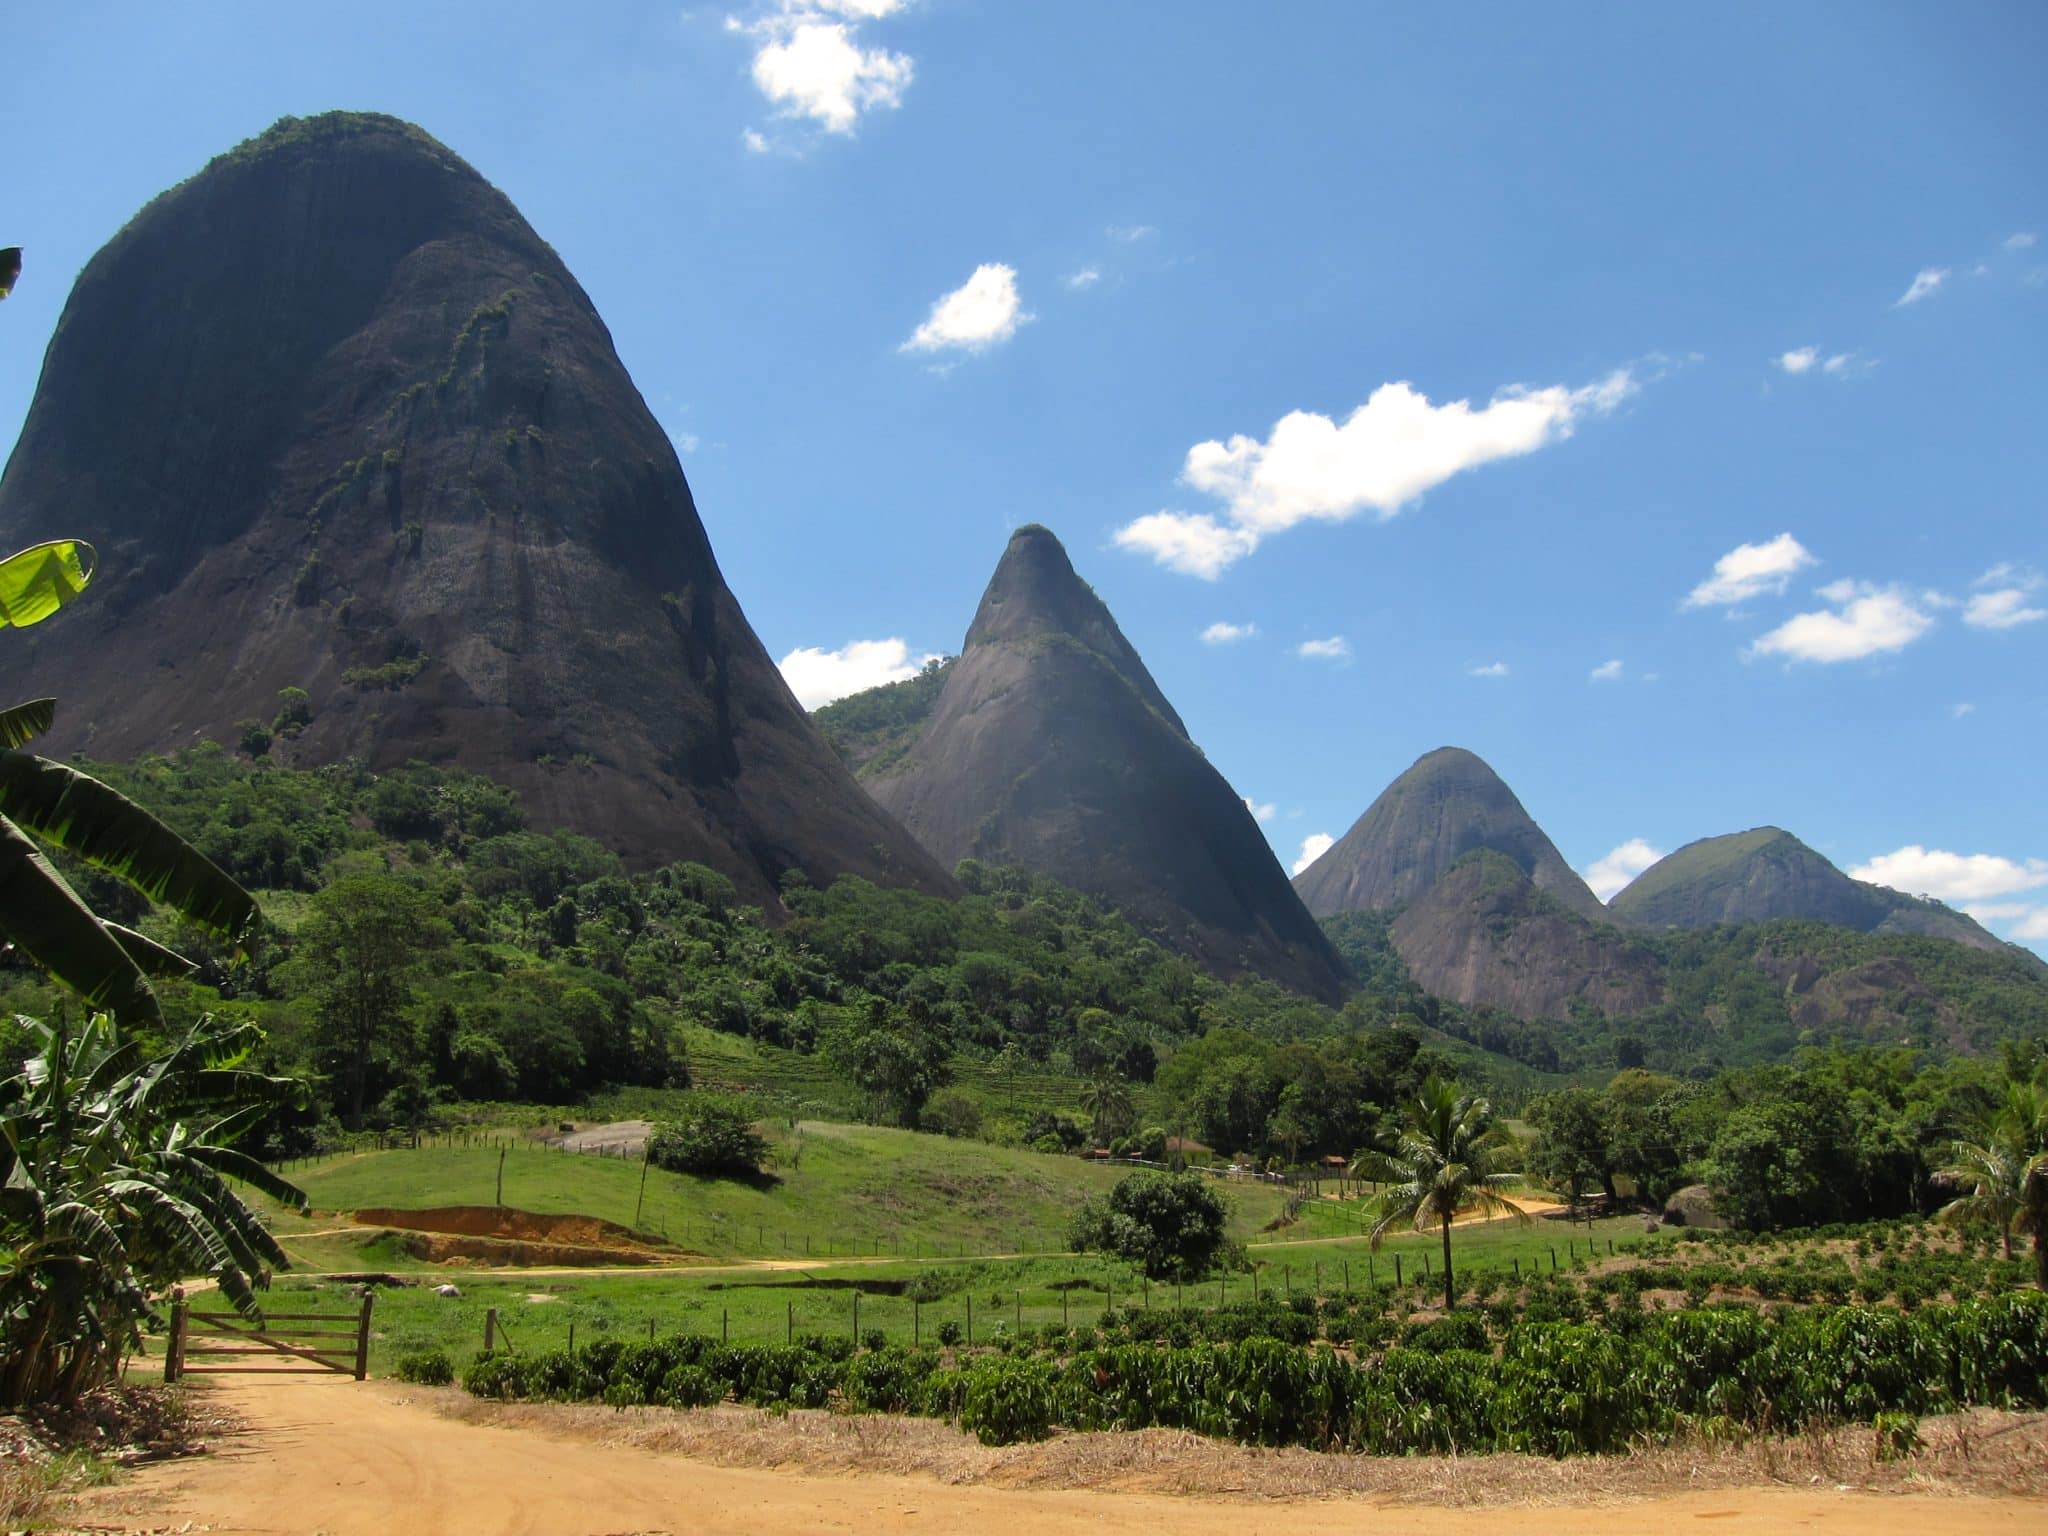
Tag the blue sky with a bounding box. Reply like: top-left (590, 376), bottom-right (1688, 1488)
top-left (4, 3), bottom-right (2045, 952)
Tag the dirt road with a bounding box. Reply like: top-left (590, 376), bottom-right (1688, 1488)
top-left (76, 1371), bottom-right (2043, 1536)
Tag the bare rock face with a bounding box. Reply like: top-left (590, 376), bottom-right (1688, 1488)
top-left (865, 525), bottom-right (1350, 1003)
top-left (1294, 747), bottom-right (1605, 922)
top-left (1610, 827), bottom-right (2004, 953)
top-left (1388, 851), bottom-right (1663, 1020)
top-left (0, 113), bottom-right (948, 910)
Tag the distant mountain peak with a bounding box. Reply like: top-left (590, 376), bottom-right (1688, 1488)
top-left (866, 526), bottom-right (1349, 1001)
top-left (1294, 745), bottom-right (1605, 921)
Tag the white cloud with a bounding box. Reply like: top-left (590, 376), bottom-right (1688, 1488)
top-left (1683, 533), bottom-right (1817, 608)
top-left (2005, 232), bottom-right (2039, 252)
top-left (1965, 588), bottom-right (2048, 630)
top-left (1778, 348), bottom-right (1872, 380)
top-left (1468, 661), bottom-right (1509, 678)
top-left (2015, 909), bottom-right (2048, 941)
top-left (901, 263), bottom-right (1028, 354)
top-left (1589, 658), bottom-right (1623, 681)
top-left (1894, 266), bottom-right (1948, 306)
top-left (741, 128), bottom-right (771, 153)
top-left (1962, 568), bottom-right (2046, 630)
top-left (744, 7), bottom-right (913, 135)
top-left (1952, 701), bottom-right (1975, 719)
top-left (1749, 582), bottom-right (1934, 664)
top-left (1776, 347), bottom-right (1818, 375)
top-left (1584, 838), bottom-right (1665, 903)
top-left (1201, 621), bottom-right (1256, 645)
top-left (1064, 267), bottom-right (1102, 291)
top-left (1243, 798), bottom-right (1277, 823)
top-left (1117, 367), bottom-right (1641, 577)
top-left (778, 636), bottom-right (937, 709)
top-left (1291, 833), bottom-right (1335, 876)
top-left (1114, 512), bottom-right (1257, 580)
top-left (1820, 352), bottom-right (1874, 378)
top-left (1297, 636), bottom-right (1351, 662)
top-left (1107, 223), bottom-right (1156, 243)
top-left (1850, 846), bottom-right (2048, 904)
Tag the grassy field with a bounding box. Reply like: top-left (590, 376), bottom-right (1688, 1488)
top-left (267, 1121), bottom-right (1296, 1269)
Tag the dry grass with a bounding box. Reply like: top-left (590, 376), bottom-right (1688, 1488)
top-left (429, 1392), bottom-right (2048, 1507)
top-left (0, 1457), bottom-right (57, 1528)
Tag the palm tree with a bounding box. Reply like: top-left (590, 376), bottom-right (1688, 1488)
top-left (0, 1011), bottom-right (308, 1407)
top-left (1080, 1071), bottom-right (1134, 1147)
top-left (1351, 1074), bottom-right (1529, 1310)
top-left (1939, 1083), bottom-right (2048, 1288)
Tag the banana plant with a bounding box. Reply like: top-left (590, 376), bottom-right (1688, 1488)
top-left (0, 539), bottom-right (259, 1029)
top-left (1, 1011), bottom-right (309, 1407)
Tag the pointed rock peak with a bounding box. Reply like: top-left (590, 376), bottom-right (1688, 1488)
top-left (1294, 744), bottom-right (1605, 921)
top-left (963, 525), bottom-right (1184, 736)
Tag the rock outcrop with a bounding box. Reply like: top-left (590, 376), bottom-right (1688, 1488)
top-left (0, 113), bottom-right (948, 910)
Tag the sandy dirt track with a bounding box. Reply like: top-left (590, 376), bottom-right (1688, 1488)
top-left (75, 1372), bottom-right (2045, 1536)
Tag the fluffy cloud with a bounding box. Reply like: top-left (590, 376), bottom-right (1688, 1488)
top-left (736, 3), bottom-right (912, 135)
top-left (1776, 347), bottom-right (1818, 374)
top-left (778, 637), bottom-right (936, 709)
top-left (1243, 798), bottom-right (1277, 823)
top-left (1850, 846), bottom-right (2048, 904)
top-left (1065, 267), bottom-right (1102, 291)
top-left (1589, 658), bottom-right (1623, 681)
top-left (1683, 533), bottom-right (1817, 608)
top-left (1963, 568), bottom-right (2046, 630)
top-left (1107, 223), bottom-right (1156, 243)
top-left (1748, 581), bottom-right (1934, 664)
top-left (1291, 833), bottom-right (1335, 876)
top-left (1116, 368), bottom-right (1640, 577)
top-left (1820, 352), bottom-right (1874, 378)
top-left (1776, 348), bottom-right (1870, 379)
top-left (902, 263), bottom-right (1028, 354)
top-left (1584, 838), bottom-right (1665, 903)
top-left (1965, 588), bottom-right (2047, 629)
top-left (2005, 232), bottom-right (2038, 252)
top-left (1894, 267), bottom-right (1948, 306)
top-left (1297, 636), bottom-right (1351, 662)
top-left (1202, 621), bottom-right (1256, 645)
top-left (1468, 661), bottom-right (1509, 678)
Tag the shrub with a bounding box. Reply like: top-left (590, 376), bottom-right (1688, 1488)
top-left (647, 1094), bottom-right (769, 1177)
top-left (395, 1346), bottom-right (454, 1386)
top-left (1068, 1170), bottom-right (1228, 1280)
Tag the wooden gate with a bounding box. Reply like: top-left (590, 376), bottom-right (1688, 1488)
top-left (164, 1291), bottom-right (373, 1381)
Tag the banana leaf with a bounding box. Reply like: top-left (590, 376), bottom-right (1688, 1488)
top-left (0, 820), bottom-right (162, 1027)
top-left (0, 753), bottom-right (256, 941)
top-left (0, 541), bottom-right (94, 630)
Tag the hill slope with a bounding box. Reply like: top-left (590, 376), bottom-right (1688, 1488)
top-left (1610, 827), bottom-right (2006, 954)
top-left (1294, 747), bottom-right (1605, 922)
top-left (0, 113), bottom-right (946, 910)
top-left (863, 525), bottom-right (1350, 1003)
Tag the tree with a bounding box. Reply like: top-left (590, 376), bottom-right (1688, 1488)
top-left (1068, 1170), bottom-right (1227, 1280)
top-left (1938, 1082), bottom-right (2048, 1286)
top-left (0, 1012), bottom-right (308, 1407)
top-left (646, 1094), bottom-right (768, 1177)
top-left (1080, 1070), bottom-right (1135, 1147)
top-left (1351, 1074), bottom-right (1528, 1310)
top-left (824, 998), bottom-right (952, 1129)
top-left (287, 873), bottom-right (451, 1127)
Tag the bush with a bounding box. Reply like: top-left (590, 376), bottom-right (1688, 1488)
top-left (1068, 1170), bottom-right (1228, 1280)
top-left (396, 1346), bottom-right (454, 1386)
top-left (647, 1094), bottom-right (769, 1177)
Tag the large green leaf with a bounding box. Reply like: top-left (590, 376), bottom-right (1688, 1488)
top-left (0, 700), bottom-right (54, 750)
top-left (0, 820), bottom-right (161, 1027)
top-left (0, 542), bottom-right (94, 630)
top-left (0, 753), bottom-right (257, 941)
top-left (104, 923), bottom-right (200, 981)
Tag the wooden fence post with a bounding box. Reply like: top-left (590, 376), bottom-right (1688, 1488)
top-left (484, 1307), bottom-right (498, 1352)
top-left (166, 1290), bottom-right (188, 1383)
top-left (354, 1291), bottom-right (373, 1381)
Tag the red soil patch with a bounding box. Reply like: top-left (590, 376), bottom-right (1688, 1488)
top-left (350, 1205), bottom-right (685, 1268)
